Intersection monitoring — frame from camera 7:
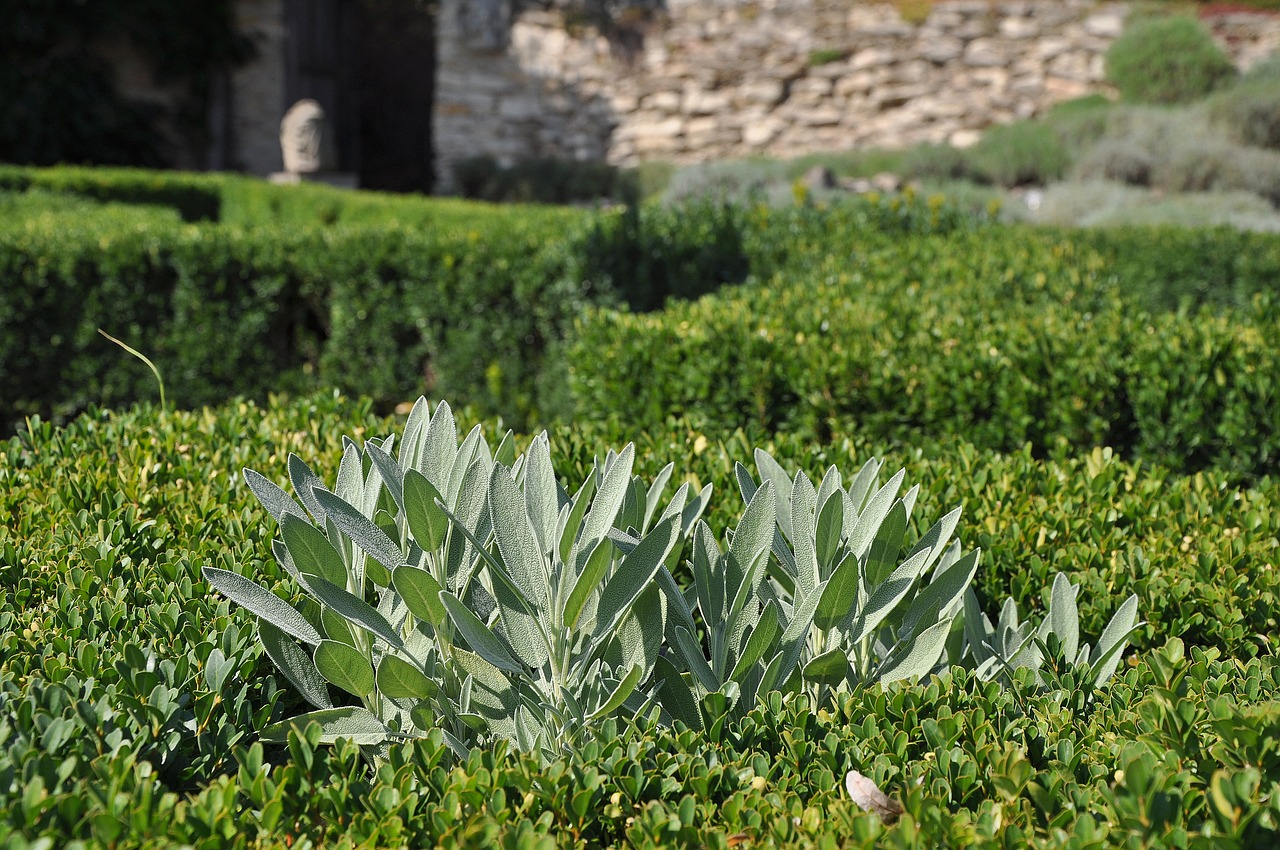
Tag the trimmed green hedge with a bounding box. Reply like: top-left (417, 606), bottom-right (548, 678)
top-left (0, 200), bottom-right (584, 429)
top-left (570, 224), bottom-right (1280, 479)
top-left (3, 396), bottom-right (1279, 847)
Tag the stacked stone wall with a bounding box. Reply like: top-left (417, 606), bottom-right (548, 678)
top-left (434, 0), bottom-right (1280, 191)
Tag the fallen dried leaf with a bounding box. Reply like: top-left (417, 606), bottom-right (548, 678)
top-left (845, 769), bottom-right (904, 823)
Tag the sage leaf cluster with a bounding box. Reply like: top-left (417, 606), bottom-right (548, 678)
top-left (206, 400), bottom-right (1140, 761)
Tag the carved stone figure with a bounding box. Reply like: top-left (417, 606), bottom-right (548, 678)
top-left (280, 99), bottom-right (334, 173)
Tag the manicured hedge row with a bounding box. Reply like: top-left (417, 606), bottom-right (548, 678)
top-left (3, 396), bottom-right (1278, 847)
top-left (0, 199), bottom-right (585, 429)
top-left (0, 164), bottom-right (586, 230)
top-left (569, 225), bottom-right (1280, 478)
top-left (0, 165), bottom-right (226, 222)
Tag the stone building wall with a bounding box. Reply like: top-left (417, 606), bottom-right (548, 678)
top-left (230, 0), bottom-right (289, 175)
top-left (433, 0), bottom-right (1280, 191)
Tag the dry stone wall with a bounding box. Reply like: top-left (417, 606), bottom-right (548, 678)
top-left (433, 0), bottom-right (1280, 191)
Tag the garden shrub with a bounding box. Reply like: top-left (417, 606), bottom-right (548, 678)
top-left (1210, 75), bottom-right (1280, 150)
top-left (0, 193), bottom-right (587, 429)
top-left (964, 121), bottom-right (1069, 187)
top-left (1105, 16), bottom-right (1237, 104)
top-left (570, 221), bottom-right (1280, 478)
top-left (899, 142), bottom-right (970, 182)
top-left (4, 396), bottom-right (1280, 846)
top-left (452, 155), bottom-right (633, 204)
top-left (564, 200), bottom-right (751, 312)
top-left (1072, 139), bottom-right (1155, 186)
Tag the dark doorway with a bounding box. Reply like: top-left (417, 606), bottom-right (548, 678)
top-left (357, 0), bottom-right (436, 193)
top-left (284, 0), bottom-right (360, 172)
top-left (282, 0), bottom-right (435, 192)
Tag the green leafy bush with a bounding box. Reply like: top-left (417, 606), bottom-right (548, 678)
top-left (564, 200), bottom-right (751, 312)
top-left (5, 396), bottom-right (1280, 847)
top-left (1105, 16), bottom-right (1238, 104)
top-left (207, 400), bottom-right (1138, 767)
top-left (899, 142), bottom-right (970, 182)
top-left (1210, 75), bottom-right (1280, 150)
top-left (570, 222), bottom-right (1280, 478)
top-left (453, 155), bottom-right (632, 204)
top-left (0, 189), bottom-right (585, 428)
top-left (965, 121), bottom-right (1069, 187)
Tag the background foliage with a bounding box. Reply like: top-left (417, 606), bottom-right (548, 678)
top-left (0, 1), bottom-right (251, 167)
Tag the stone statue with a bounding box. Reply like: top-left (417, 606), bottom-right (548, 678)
top-left (280, 99), bottom-right (334, 173)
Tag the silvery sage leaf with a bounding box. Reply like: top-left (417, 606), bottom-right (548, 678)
top-left (403, 470), bottom-right (449, 552)
top-left (728, 601), bottom-right (781, 683)
top-left (243, 468), bottom-right (305, 524)
top-left (314, 639), bottom-right (375, 698)
top-left (1049, 572), bottom-right (1081, 662)
top-left (258, 620), bottom-right (332, 710)
top-left (579, 444), bottom-right (634, 550)
top-left (203, 567), bottom-right (321, 645)
top-left (863, 500), bottom-right (908, 589)
top-left (877, 617), bottom-right (951, 684)
top-left (653, 655), bottom-right (702, 730)
top-left (489, 464), bottom-right (548, 607)
top-left (376, 653), bottom-right (433, 700)
top-left (300, 573), bottom-right (404, 650)
top-left (848, 468), bottom-right (906, 560)
top-left (261, 706), bottom-right (393, 745)
top-left (1089, 594), bottom-right (1141, 687)
top-left (849, 547), bottom-right (931, 644)
top-left (281, 513), bottom-right (347, 588)
top-left (588, 664), bottom-right (643, 722)
top-left (439, 591), bottom-right (525, 675)
top-left (313, 487), bottom-right (403, 572)
top-left (363, 440), bottom-right (405, 515)
top-left (564, 538), bottom-right (613, 629)
top-left (288, 454), bottom-right (329, 524)
top-left (392, 565), bottom-right (447, 627)
top-left (522, 433), bottom-right (559, 557)
top-left (592, 514), bottom-right (679, 643)
top-left (802, 647), bottom-right (848, 687)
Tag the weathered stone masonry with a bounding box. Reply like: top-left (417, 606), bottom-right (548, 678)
top-left (433, 0), bottom-right (1280, 192)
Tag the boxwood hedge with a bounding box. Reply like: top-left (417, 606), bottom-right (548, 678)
top-left (569, 224), bottom-right (1280, 479)
top-left (2, 396), bottom-right (1279, 847)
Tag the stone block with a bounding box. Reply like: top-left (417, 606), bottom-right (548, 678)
top-left (964, 38), bottom-right (1009, 67)
top-left (743, 116), bottom-right (784, 146)
top-left (643, 90), bottom-right (682, 112)
top-left (999, 17), bottom-right (1039, 39)
top-left (851, 48), bottom-right (897, 70)
top-left (736, 79), bottom-right (786, 106)
top-left (921, 38), bottom-right (964, 64)
top-left (1083, 11), bottom-right (1125, 38)
top-left (497, 96), bottom-right (543, 121)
